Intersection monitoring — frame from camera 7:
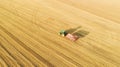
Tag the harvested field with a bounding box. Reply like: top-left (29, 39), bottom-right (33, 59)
top-left (0, 0), bottom-right (120, 67)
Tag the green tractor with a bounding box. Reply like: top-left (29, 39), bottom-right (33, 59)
top-left (59, 30), bottom-right (68, 36)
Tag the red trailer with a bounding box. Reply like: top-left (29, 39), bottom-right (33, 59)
top-left (65, 33), bottom-right (79, 41)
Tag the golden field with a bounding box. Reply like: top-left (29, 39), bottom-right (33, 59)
top-left (0, 0), bottom-right (120, 67)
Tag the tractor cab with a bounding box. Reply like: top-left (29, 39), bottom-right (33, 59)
top-left (59, 30), bottom-right (68, 36)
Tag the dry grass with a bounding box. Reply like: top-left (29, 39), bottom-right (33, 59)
top-left (0, 0), bottom-right (120, 67)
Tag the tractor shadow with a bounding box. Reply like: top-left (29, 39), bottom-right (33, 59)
top-left (73, 30), bottom-right (89, 38)
top-left (66, 26), bottom-right (89, 38)
top-left (66, 26), bottom-right (81, 34)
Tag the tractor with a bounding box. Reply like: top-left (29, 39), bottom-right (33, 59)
top-left (59, 30), bottom-right (79, 41)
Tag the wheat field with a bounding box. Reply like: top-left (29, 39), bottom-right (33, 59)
top-left (0, 0), bottom-right (120, 67)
